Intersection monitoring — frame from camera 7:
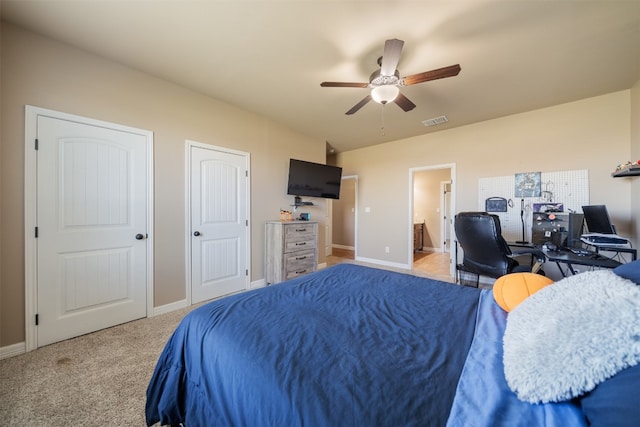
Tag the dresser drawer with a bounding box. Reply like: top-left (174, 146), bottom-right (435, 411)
top-left (284, 250), bottom-right (316, 280)
top-left (285, 249), bottom-right (315, 269)
top-left (284, 238), bottom-right (315, 252)
top-left (285, 224), bottom-right (314, 235)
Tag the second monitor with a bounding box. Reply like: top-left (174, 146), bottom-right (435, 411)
top-left (582, 204), bottom-right (616, 234)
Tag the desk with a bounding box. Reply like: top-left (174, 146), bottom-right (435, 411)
top-left (545, 250), bottom-right (622, 277)
top-left (587, 245), bottom-right (637, 261)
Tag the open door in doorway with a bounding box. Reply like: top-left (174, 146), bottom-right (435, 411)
top-left (441, 180), bottom-right (452, 253)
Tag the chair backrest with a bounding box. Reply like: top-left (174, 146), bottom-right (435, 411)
top-left (454, 212), bottom-right (516, 279)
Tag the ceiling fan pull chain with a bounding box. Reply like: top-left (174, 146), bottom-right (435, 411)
top-left (380, 104), bottom-right (386, 136)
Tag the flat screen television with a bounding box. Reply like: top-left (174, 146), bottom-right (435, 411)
top-left (582, 205), bottom-right (616, 234)
top-left (287, 159), bottom-right (342, 199)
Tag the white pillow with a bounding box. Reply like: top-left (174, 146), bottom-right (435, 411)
top-left (503, 270), bottom-right (640, 403)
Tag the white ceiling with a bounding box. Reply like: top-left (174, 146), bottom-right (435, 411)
top-left (2, 1), bottom-right (640, 154)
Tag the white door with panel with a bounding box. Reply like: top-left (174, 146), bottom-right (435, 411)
top-left (190, 144), bottom-right (249, 303)
top-left (35, 113), bottom-right (151, 347)
top-left (441, 180), bottom-right (452, 253)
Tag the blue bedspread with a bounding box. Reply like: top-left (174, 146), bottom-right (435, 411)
top-left (146, 264), bottom-right (481, 426)
top-left (446, 291), bottom-right (587, 427)
top-left (146, 263), bottom-right (586, 426)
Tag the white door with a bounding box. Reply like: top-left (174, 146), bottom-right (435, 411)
top-left (441, 180), bottom-right (452, 253)
top-left (190, 144), bottom-right (249, 303)
top-left (35, 114), bottom-right (151, 347)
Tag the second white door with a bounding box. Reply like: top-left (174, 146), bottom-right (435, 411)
top-left (189, 143), bottom-right (249, 303)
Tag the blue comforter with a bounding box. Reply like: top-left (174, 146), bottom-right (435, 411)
top-left (146, 263), bottom-right (585, 426)
top-left (146, 264), bottom-right (479, 426)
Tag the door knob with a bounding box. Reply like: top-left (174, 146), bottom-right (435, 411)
top-left (193, 231), bottom-right (201, 236)
top-left (135, 233), bottom-right (145, 240)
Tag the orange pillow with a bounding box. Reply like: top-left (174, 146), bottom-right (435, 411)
top-left (493, 272), bottom-right (554, 312)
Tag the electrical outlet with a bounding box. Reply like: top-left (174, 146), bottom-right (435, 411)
top-left (385, 246), bottom-right (390, 253)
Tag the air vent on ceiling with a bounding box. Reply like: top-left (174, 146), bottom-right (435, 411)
top-left (422, 115), bottom-right (449, 127)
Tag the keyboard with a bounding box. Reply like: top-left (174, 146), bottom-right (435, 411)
top-left (567, 247), bottom-right (594, 256)
top-left (581, 233), bottom-right (630, 246)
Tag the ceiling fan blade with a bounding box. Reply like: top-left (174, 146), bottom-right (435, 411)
top-left (345, 95), bottom-right (372, 115)
top-left (400, 64), bottom-right (461, 86)
top-left (394, 93), bottom-right (416, 112)
top-left (321, 82), bottom-right (369, 88)
top-left (380, 38), bottom-right (404, 76)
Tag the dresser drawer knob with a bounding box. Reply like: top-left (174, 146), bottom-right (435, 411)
top-left (295, 242), bottom-right (307, 246)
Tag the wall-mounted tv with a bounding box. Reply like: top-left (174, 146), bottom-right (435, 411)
top-left (287, 159), bottom-right (342, 199)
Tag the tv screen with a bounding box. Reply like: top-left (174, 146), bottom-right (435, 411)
top-left (287, 159), bottom-right (342, 199)
top-left (582, 205), bottom-right (616, 234)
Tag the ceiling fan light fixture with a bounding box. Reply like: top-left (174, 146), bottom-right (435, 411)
top-left (371, 85), bottom-right (399, 104)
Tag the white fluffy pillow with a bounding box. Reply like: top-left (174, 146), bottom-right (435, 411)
top-left (503, 270), bottom-right (640, 403)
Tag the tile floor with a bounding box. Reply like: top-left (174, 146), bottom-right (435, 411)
top-left (327, 248), bottom-right (455, 283)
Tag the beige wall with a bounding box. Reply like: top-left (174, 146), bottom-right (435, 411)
top-left (0, 23), bottom-right (326, 346)
top-left (337, 90), bottom-right (636, 266)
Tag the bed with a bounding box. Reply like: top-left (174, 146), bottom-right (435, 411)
top-left (146, 262), bottom-right (640, 427)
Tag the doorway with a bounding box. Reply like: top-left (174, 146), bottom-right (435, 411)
top-left (25, 106), bottom-right (154, 350)
top-left (186, 141), bottom-right (250, 304)
top-left (331, 176), bottom-right (357, 259)
top-left (410, 164), bottom-right (455, 279)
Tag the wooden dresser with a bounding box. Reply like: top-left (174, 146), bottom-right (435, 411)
top-left (265, 221), bottom-right (318, 284)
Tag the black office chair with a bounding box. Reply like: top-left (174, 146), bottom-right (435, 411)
top-left (454, 212), bottom-right (545, 287)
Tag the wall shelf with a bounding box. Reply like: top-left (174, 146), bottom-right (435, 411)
top-left (612, 165), bottom-right (640, 178)
top-left (291, 196), bottom-right (314, 211)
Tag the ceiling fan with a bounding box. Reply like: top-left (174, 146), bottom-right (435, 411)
top-left (321, 39), bottom-right (461, 115)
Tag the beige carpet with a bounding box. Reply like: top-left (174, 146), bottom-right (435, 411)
top-left (0, 305), bottom-right (196, 426)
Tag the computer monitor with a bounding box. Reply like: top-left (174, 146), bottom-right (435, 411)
top-left (582, 205), bottom-right (616, 234)
top-left (564, 213), bottom-right (584, 247)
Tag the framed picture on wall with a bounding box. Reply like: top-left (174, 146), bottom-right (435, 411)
top-left (514, 172), bottom-right (541, 197)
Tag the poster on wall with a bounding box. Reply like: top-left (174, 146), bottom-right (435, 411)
top-left (514, 172), bottom-right (541, 197)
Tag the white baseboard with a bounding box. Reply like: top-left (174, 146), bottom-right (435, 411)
top-left (150, 299), bottom-right (189, 317)
top-left (250, 278), bottom-right (266, 289)
top-left (355, 256), bottom-right (411, 270)
top-left (333, 244), bottom-right (354, 250)
top-left (0, 342), bottom-right (26, 360)
top-left (152, 278), bottom-right (268, 316)
top-left (416, 246), bottom-right (449, 253)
